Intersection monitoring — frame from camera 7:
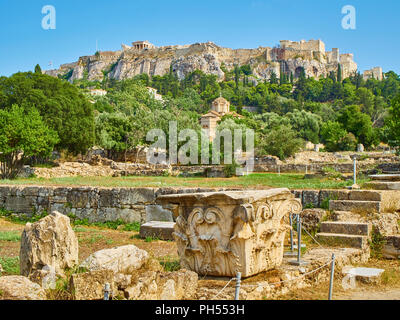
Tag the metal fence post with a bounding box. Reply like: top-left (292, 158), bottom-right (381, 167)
top-left (289, 214), bottom-right (309, 266)
top-left (328, 254), bottom-right (335, 300)
top-left (104, 283), bottom-right (110, 301)
top-left (285, 213), bottom-right (297, 257)
top-left (234, 272), bottom-right (241, 300)
top-left (297, 214), bottom-right (302, 262)
top-left (290, 213), bottom-right (294, 251)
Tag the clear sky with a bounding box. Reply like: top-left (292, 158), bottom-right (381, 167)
top-left (1, 0), bottom-right (399, 77)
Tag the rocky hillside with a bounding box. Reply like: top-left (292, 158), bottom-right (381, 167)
top-left (45, 40), bottom-right (355, 83)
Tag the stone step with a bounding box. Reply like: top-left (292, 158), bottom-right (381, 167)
top-left (320, 221), bottom-right (371, 236)
top-left (319, 190), bottom-right (383, 202)
top-left (316, 232), bottom-right (368, 249)
top-left (364, 181), bottom-right (400, 191)
top-left (139, 221), bottom-right (175, 241)
top-left (369, 174), bottom-right (400, 182)
top-left (329, 200), bottom-right (381, 213)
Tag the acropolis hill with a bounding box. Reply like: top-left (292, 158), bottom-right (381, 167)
top-left (45, 39), bottom-right (382, 83)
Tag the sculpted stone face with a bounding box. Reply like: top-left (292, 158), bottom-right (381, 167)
top-left (157, 189), bottom-right (302, 277)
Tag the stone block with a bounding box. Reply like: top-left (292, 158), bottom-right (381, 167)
top-left (4, 196), bottom-right (35, 214)
top-left (348, 190), bottom-right (382, 201)
top-left (157, 189), bottom-right (302, 277)
top-left (329, 200), bottom-right (381, 213)
top-left (320, 221), bottom-right (371, 236)
top-left (302, 190), bottom-right (320, 208)
top-left (316, 233), bottom-right (368, 249)
top-left (319, 189), bottom-right (349, 203)
top-left (119, 188), bottom-right (156, 205)
top-left (382, 235), bottom-right (400, 259)
top-left (98, 189), bottom-right (119, 207)
top-left (140, 221), bottom-right (175, 240)
top-left (145, 205), bottom-right (174, 222)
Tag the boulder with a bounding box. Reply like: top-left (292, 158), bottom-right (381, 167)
top-left (80, 245), bottom-right (149, 274)
top-left (20, 211), bottom-right (79, 277)
top-left (0, 276), bottom-right (46, 300)
top-left (70, 269), bottom-right (117, 300)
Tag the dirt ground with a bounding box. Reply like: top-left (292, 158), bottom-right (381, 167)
top-left (0, 218), bottom-right (178, 272)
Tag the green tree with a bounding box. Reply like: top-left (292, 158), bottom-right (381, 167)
top-left (0, 72), bottom-right (95, 155)
top-left (269, 71), bottom-right (279, 85)
top-left (0, 105), bottom-right (59, 179)
top-left (34, 64), bottom-right (42, 74)
top-left (385, 95), bottom-right (400, 149)
top-left (320, 121), bottom-right (356, 152)
top-left (257, 126), bottom-right (303, 160)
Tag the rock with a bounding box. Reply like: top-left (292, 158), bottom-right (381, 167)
top-left (372, 213), bottom-right (400, 236)
top-left (0, 276), bottom-right (46, 300)
top-left (159, 269), bottom-right (198, 300)
top-left (382, 235), bottom-right (400, 259)
top-left (20, 211), bottom-right (79, 277)
top-left (123, 269), bottom-right (198, 300)
top-left (28, 265), bottom-right (58, 289)
top-left (80, 245), bottom-right (149, 274)
top-left (301, 209), bottom-right (328, 231)
top-left (70, 269), bottom-right (116, 300)
top-left (114, 273), bottom-right (132, 290)
top-left (124, 271), bottom-right (158, 300)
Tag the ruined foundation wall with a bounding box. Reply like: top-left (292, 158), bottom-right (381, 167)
top-left (0, 186), bottom-right (239, 223)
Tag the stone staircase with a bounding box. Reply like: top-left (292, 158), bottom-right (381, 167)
top-left (315, 190), bottom-right (382, 249)
top-left (316, 221), bottom-right (371, 249)
top-left (326, 189), bottom-right (400, 214)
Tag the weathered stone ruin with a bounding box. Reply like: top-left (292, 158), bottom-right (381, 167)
top-left (157, 189), bottom-right (302, 277)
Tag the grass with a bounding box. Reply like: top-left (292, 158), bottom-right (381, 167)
top-left (0, 173), bottom-right (371, 190)
top-left (0, 256), bottom-right (20, 275)
top-left (159, 256), bottom-right (181, 272)
top-left (145, 236), bottom-right (160, 242)
top-left (0, 208), bottom-right (49, 225)
top-left (0, 231), bottom-right (21, 242)
top-left (68, 215), bottom-right (141, 232)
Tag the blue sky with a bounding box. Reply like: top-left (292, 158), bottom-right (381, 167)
top-left (1, 0), bottom-right (399, 77)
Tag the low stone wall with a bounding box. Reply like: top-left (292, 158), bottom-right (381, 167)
top-left (255, 162), bottom-right (376, 174)
top-left (0, 186), bottom-right (240, 224)
top-left (2, 186), bottom-right (388, 224)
